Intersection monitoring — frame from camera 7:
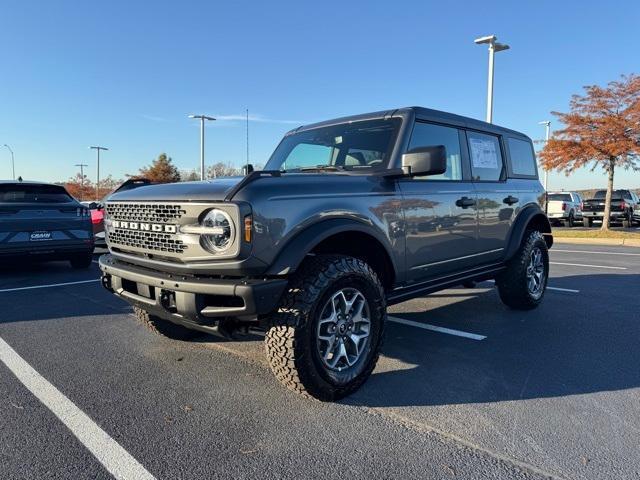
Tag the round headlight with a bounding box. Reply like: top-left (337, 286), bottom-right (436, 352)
top-left (200, 209), bottom-right (235, 253)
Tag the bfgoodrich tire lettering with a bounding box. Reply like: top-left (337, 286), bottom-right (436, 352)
top-left (496, 230), bottom-right (549, 310)
top-left (265, 255), bottom-right (385, 401)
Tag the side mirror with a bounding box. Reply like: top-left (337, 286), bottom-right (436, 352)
top-left (243, 164), bottom-right (254, 175)
top-left (401, 145), bottom-right (447, 177)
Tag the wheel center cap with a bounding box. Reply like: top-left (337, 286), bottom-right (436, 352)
top-left (337, 320), bottom-right (348, 335)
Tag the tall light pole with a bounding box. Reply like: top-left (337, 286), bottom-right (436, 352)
top-left (474, 35), bottom-right (510, 123)
top-left (539, 121), bottom-right (551, 192)
top-left (246, 108), bottom-right (250, 171)
top-left (75, 163), bottom-right (88, 201)
top-left (3, 144), bottom-right (15, 180)
top-left (89, 146), bottom-right (108, 200)
top-left (188, 114), bottom-right (216, 180)
top-left (539, 121), bottom-right (551, 214)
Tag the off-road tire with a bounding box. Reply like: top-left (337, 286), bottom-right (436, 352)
top-left (583, 217), bottom-right (592, 227)
top-left (496, 230), bottom-right (549, 310)
top-left (265, 255), bottom-right (386, 401)
top-left (133, 306), bottom-right (202, 341)
top-left (69, 254), bottom-right (92, 269)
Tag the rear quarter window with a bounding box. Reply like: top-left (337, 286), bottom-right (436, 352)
top-left (507, 137), bottom-right (537, 177)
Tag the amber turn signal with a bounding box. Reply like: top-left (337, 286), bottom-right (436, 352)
top-left (244, 215), bottom-right (252, 243)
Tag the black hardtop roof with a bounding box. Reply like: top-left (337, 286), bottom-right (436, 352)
top-left (288, 106), bottom-right (530, 141)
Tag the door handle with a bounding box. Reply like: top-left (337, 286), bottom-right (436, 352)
top-left (455, 196), bottom-right (476, 209)
top-left (503, 195), bottom-right (519, 206)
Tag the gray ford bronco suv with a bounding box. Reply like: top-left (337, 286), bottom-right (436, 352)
top-left (99, 107), bottom-right (552, 400)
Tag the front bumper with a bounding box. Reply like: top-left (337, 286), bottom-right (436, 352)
top-left (99, 254), bottom-right (287, 334)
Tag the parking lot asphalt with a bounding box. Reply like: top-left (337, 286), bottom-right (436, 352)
top-left (1, 245), bottom-right (639, 480)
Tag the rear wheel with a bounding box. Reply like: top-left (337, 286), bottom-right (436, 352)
top-left (564, 211), bottom-right (575, 228)
top-left (496, 230), bottom-right (549, 310)
top-left (133, 306), bottom-right (202, 341)
top-left (622, 213), bottom-right (632, 229)
top-left (69, 254), bottom-right (92, 269)
top-left (265, 255), bottom-right (385, 401)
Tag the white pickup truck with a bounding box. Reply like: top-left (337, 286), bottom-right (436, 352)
top-left (547, 191), bottom-right (583, 227)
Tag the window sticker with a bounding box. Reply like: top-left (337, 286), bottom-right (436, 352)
top-left (469, 137), bottom-right (498, 169)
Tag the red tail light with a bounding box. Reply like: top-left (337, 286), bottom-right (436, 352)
top-left (580, 202), bottom-right (584, 210)
top-left (621, 202), bottom-right (627, 210)
top-left (562, 202), bottom-right (567, 211)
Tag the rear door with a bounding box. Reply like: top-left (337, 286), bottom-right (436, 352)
top-left (399, 121), bottom-right (479, 283)
top-left (469, 131), bottom-right (513, 261)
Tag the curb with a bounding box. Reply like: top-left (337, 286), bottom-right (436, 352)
top-left (553, 237), bottom-right (640, 247)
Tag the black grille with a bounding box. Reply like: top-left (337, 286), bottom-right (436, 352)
top-left (108, 229), bottom-right (187, 254)
top-left (106, 203), bottom-right (185, 223)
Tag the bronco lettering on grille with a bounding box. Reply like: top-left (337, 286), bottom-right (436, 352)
top-left (112, 220), bottom-right (177, 234)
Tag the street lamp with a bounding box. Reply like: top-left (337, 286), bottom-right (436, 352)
top-left (539, 121), bottom-right (551, 214)
top-left (474, 35), bottom-right (510, 123)
top-left (89, 146), bottom-right (108, 200)
top-left (75, 163), bottom-right (88, 201)
top-left (188, 114), bottom-right (216, 180)
top-left (3, 144), bottom-right (15, 180)
top-left (538, 121), bottom-right (551, 192)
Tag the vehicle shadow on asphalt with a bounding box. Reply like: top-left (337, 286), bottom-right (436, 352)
top-left (0, 260), bottom-right (131, 324)
top-left (350, 273), bottom-right (640, 408)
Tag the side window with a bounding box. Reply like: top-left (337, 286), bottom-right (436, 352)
top-left (408, 122), bottom-right (462, 181)
top-left (507, 137), bottom-right (537, 177)
top-left (468, 131), bottom-right (504, 181)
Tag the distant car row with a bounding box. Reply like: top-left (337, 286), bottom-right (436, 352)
top-left (0, 178), bottom-right (153, 269)
top-left (547, 189), bottom-right (640, 228)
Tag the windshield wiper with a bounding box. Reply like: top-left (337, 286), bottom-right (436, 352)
top-left (297, 165), bottom-right (346, 172)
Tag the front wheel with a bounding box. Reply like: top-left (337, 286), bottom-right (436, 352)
top-left (496, 230), bottom-right (549, 310)
top-left (265, 255), bottom-right (385, 401)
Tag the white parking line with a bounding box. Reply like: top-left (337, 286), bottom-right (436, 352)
top-left (546, 286), bottom-right (580, 293)
top-left (387, 316), bottom-right (486, 341)
top-left (0, 336), bottom-right (156, 480)
top-left (550, 261), bottom-right (627, 270)
top-left (483, 279), bottom-right (579, 293)
top-left (0, 279), bottom-right (100, 293)
top-left (553, 249), bottom-right (640, 256)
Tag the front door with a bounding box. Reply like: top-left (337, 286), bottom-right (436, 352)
top-left (399, 122), bottom-right (479, 284)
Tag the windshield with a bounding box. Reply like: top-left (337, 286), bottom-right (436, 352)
top-left (0, 184), bottom-right (73, 203)
top-left (265, 118), bottom-right (401, 172)
top-left (548, 193), bottom-right (572, 202)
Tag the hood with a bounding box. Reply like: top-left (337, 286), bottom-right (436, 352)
top-left (107, 177), bottom-right (244, 202)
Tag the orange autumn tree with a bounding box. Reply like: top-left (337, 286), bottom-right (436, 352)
top-left (539, 74), bottom-right (640, 230)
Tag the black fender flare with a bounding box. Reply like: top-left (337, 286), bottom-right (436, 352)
top-left (504, 206), bottom-right (553, 261)
top-left (265, 218), bottom-right (398, 278)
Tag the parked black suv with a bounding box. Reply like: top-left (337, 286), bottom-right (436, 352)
top-left (0, 181), bottom-right (94, 268)
top-left (99, 107), bottom-right (552, 400)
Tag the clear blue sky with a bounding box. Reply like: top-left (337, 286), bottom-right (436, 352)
top-left (1, 0), bottom-right (639, 190)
